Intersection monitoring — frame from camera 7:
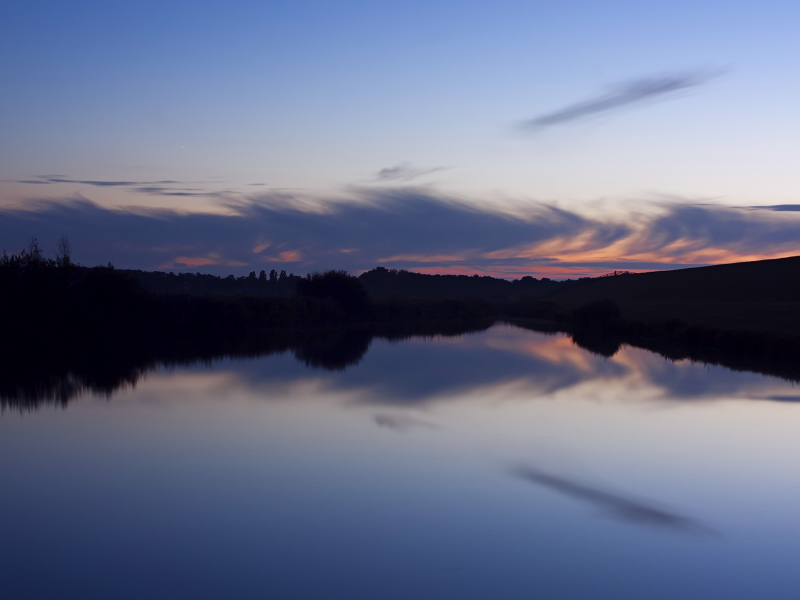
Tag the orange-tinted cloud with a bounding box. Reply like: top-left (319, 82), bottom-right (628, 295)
top-left (3, 193), bottom-right (800, 279)
top-left (162, 254), bottom-right (249, 269)
top-left (173, 256), bottom-right (216, 266)
top-left (378, 254), bottom-right (467, 263)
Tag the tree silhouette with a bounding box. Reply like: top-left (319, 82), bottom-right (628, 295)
top-left (296, 270), bottom-right (370, 313)
top-left (56, 235), bottom-right (71, 269)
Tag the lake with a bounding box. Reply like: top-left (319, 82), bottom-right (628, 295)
top-left (2, 323), bottom-right (800, 599)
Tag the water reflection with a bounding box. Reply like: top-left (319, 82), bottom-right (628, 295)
top-left (0, 321), bottom-right (492, 409)
top-left (2, 322), bottom-right (796, 410)
top-left (183, 325), bottom-right (798, 410)
top-left (3, 324), bottom-right (800, 599)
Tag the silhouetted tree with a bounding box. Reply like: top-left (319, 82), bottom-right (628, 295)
top-left (259, 270), bottom-right (267, 282)
top-left (296, 270), bottom-right (370, 313)
top-left (56, 234), bottom-right (71, 269)
top-left (28, 237), bottom-right (44, 263)
top-left (358, 266), bottom-right (554, 299)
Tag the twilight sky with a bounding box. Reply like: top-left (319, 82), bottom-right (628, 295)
top-left (2, 0), bottom-right (800, 277)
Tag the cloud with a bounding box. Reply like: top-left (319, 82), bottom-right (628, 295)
top-left (0, 189), bottom-right (605, 275)
top-left (624, 203), bottom-right (800, 261)
top-left (19, 176), bottom-right (179, 187)
top-left (2, 191), bottom-right (800, 278)
top-left (514, 465), bottom-right (715, 535)
top-left (131, 187), bottom-right (222, 197)
top-left (375, 162), bottom-right (447, 182)
top-left (484, 202), bottom-right (800, 272)
top-left (520, 71), bottom-right (718, 131)
top-left (13, 176), bottom-right (229, 198)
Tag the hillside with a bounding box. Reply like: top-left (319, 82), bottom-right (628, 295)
top-left (541, 256), bottom-right (800, 336)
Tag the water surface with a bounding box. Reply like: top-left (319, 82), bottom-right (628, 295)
top-left (3, 324), bottom-right (800, 599)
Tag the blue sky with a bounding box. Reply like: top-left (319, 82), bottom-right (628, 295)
top-left (2, 0), bottom-right (800, 276)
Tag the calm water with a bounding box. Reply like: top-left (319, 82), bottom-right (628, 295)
top-left (3, 324), bottom-right (800, 599)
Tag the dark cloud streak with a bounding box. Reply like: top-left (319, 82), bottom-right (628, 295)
top-left (15, 176), bottom-right (224, 197)
top-left (132, 186), bottom-right (222, 197)
top-left (521, 72), bottom-right (718, 131)
top-left (376, 163), bottom-right (447, 182)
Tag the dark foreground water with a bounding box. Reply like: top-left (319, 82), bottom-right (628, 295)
top-left (3, 324), bottom-right (800, 599)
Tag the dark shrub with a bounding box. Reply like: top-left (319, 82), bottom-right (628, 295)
top-left (296, 270), bottom-right (370, 314)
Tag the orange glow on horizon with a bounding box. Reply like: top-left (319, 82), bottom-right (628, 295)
top-left (410, 266), bottom-right (642, 279)
top-left (161, 255), bottom-right (249, 270)
top-left (378, 254), bottom-right (466, 263)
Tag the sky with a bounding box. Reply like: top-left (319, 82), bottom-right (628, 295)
top-left (2, 0), bottom-right (800, 278)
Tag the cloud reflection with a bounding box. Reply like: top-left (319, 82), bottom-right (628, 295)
top-left (223, 324), bottom-right (791, 408)
top-left (513, 465), bottom-right (716, 535)
top-left (765, 395), bottom-right (800, 403)
top-left (374, 413), bottom-right (438, 432)
top-left (5, 322), bottom-right (798, 411)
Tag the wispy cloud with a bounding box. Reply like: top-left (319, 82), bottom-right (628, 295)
top-left (1, 191), bottom-right (799, 278)
top-left (375, 162), bottom-right (447, 182)
top-left (19, 175), bottom-right (179, 187)
top-left (131, 186), bottom-right (221, 197)
top-left (520, 71), bottom-right (719, 132)
top-left (13, 175), bottom-right (231, 198)
top-left (514, 465), bottom-right (715, 535)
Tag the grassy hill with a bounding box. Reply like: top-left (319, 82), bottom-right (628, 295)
top-left (541, 256), bottom-right (800, 336)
